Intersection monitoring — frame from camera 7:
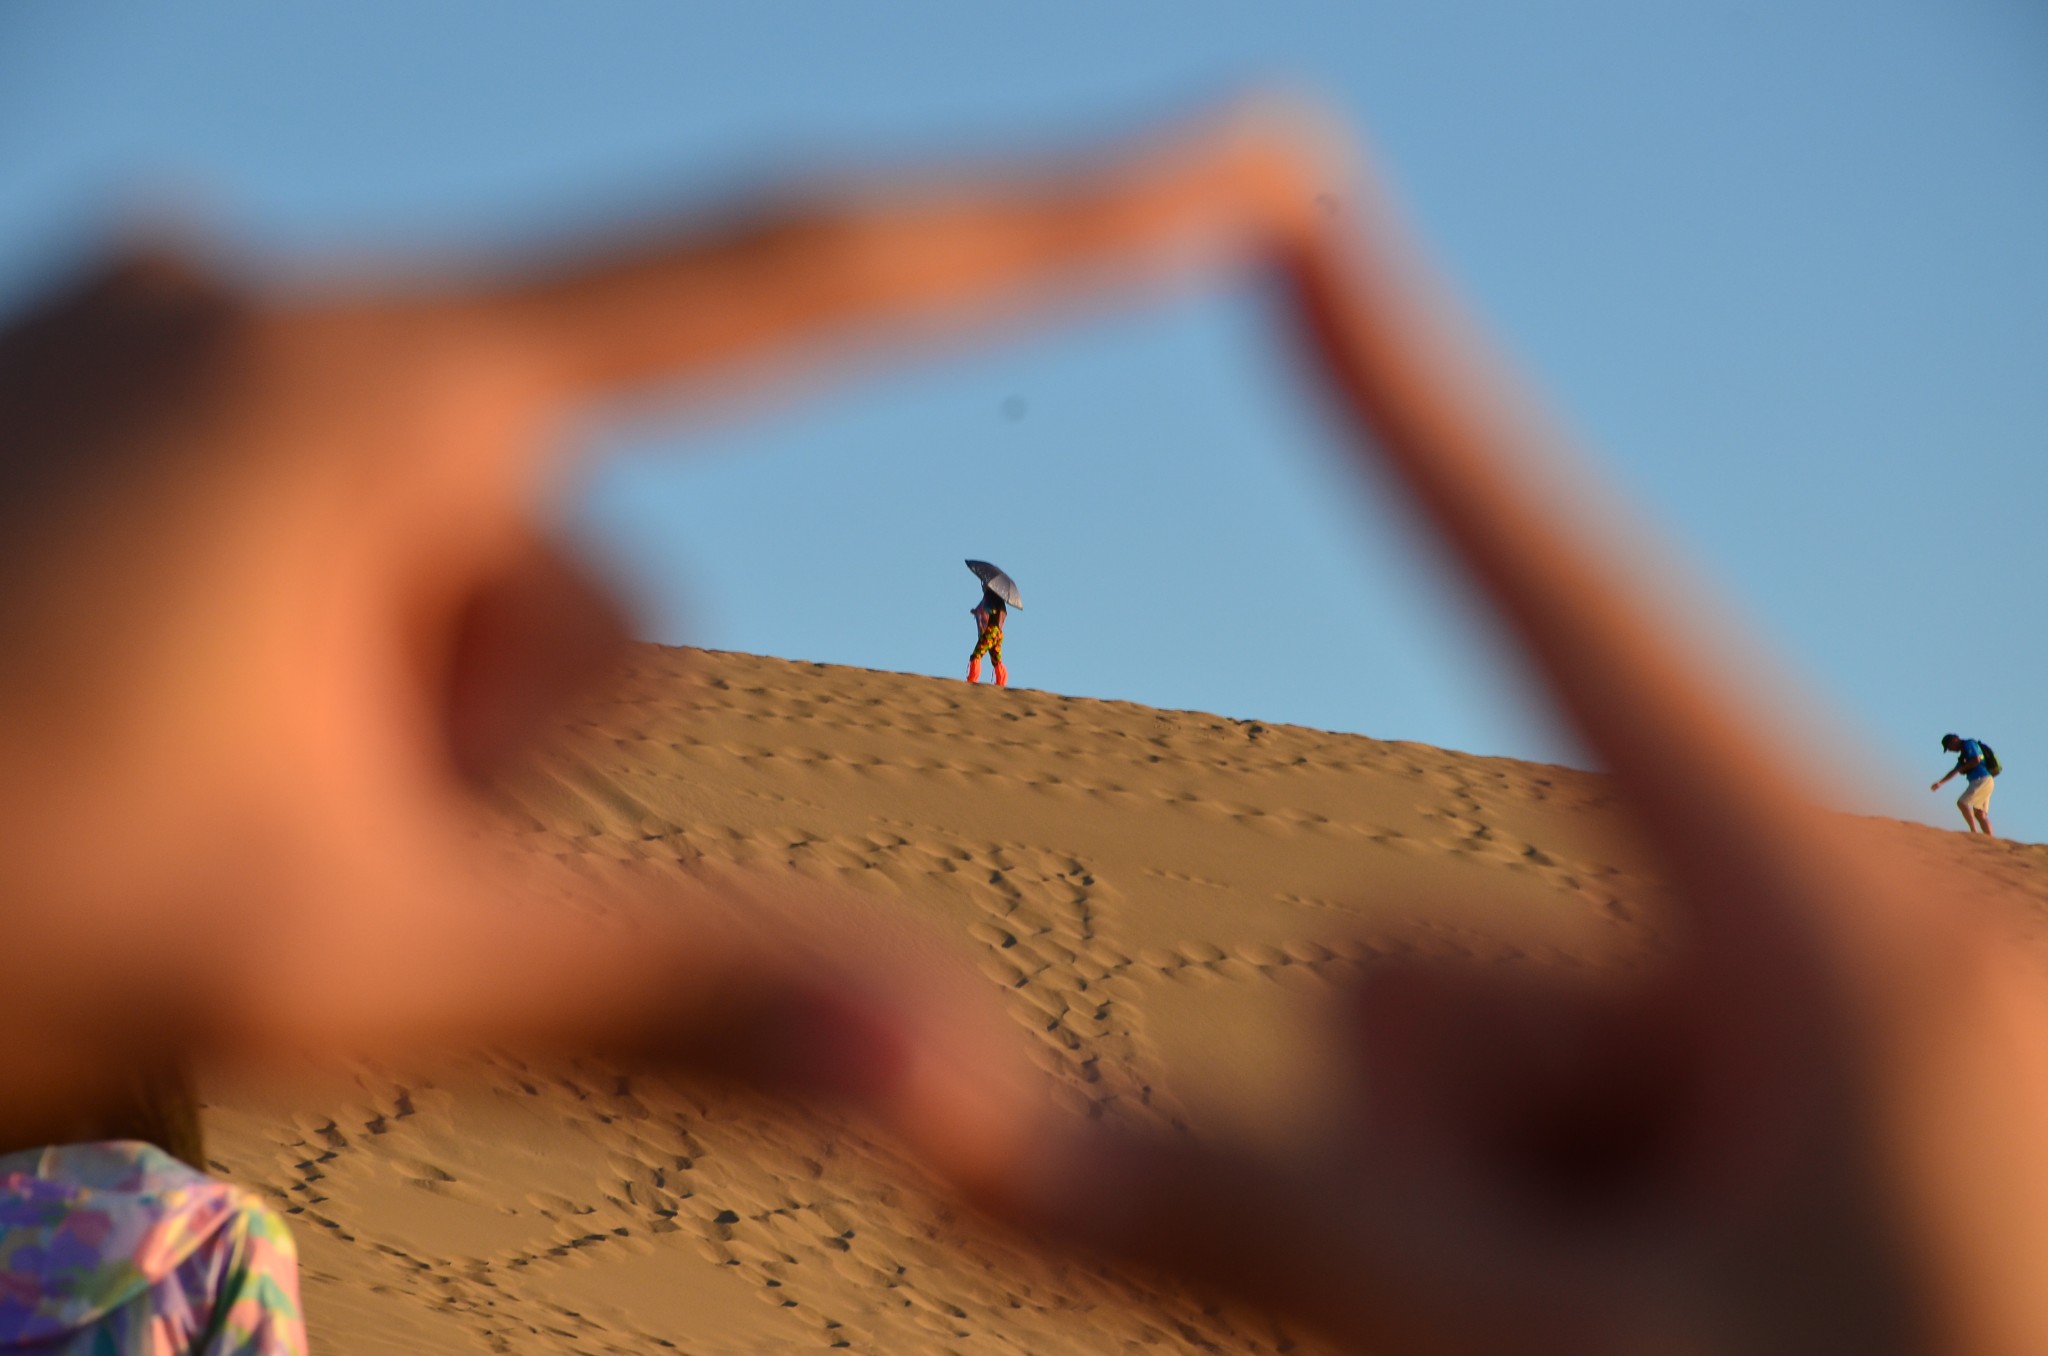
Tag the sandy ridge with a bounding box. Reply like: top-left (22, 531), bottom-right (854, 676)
top-left (205, 645), bottom-right (2048, 1354)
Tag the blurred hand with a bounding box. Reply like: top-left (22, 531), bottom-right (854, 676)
top-left (6, 99), bottom-right (2047, 1356)
top-left (969, 159), bottom-right (2048, 1356)
top-left (0, 106), bottom-right (1331, 1173)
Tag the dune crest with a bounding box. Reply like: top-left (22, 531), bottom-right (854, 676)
top-left (204, 645), bottom-right (2048, 1354)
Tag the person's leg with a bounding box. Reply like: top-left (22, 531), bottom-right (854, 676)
top-left (1971, 779), bottom-right (1996, 837)
top-left (1958, 781), bottom-right (1993, 835)
top-left (966, 657), bottom-right (981, 683)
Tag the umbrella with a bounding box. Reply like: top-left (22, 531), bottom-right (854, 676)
top-left (965, 559), bottom-right (1022, 608)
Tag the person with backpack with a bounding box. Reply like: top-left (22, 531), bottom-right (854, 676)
top-left (1932, 732), bottom-right (1999, 836)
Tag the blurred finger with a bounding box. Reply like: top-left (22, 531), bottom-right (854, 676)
top-left (206, 854), bottom-right (1043, 1175)
top-left (999, 1105), bottom-right (1624, 1356)
top-left (1349, 961), bottom-right (1707, 1217)
top-left (413, 106), bottom-right (1334, 411)
top-left (1277, 199), bottom-right (1945, 978)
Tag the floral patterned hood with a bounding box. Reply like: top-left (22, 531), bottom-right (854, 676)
top-left (0, 1141), bottom-right (304, 1354)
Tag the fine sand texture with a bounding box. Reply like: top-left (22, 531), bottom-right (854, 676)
top-left (204, 646), bottom-right (2048, 1355)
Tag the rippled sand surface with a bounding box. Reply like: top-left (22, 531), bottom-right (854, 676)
top-left (206, 645), bottom-right (2048, 1354)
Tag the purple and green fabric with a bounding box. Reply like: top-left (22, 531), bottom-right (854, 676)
top-left (0, 1141), bottom-right (305, 1355)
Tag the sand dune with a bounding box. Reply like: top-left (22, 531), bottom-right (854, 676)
top-left (203, 646), bottom-right (2048, 1354)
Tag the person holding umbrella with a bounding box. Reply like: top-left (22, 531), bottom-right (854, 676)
top-left (965, 560), bottom-right (1020, 687)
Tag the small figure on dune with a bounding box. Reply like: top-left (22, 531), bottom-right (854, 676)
top-left (964, 559), bottom-right (1021, 687)
top-left (969, 588), bottom-right (1007, 686)
top-left (1932, 731), bottom-right (2000, 836)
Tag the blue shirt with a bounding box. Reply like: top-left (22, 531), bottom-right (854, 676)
top-left (1958, 738), bottom-right (1992, 782)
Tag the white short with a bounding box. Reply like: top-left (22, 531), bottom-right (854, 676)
top-left (1959, 778), bottom-right (1994, 811)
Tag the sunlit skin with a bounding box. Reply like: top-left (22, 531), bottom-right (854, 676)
top-left (3, 105), bottom-right (2046, 1355)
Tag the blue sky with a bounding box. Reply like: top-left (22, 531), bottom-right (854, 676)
top-left (3, 1), bottom-right (2042, 837)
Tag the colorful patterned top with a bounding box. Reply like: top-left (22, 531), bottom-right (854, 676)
top-left (970, 604), bottom-right (1005, 660)
top-left (0, 1141), bottom-right (305, 1355)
